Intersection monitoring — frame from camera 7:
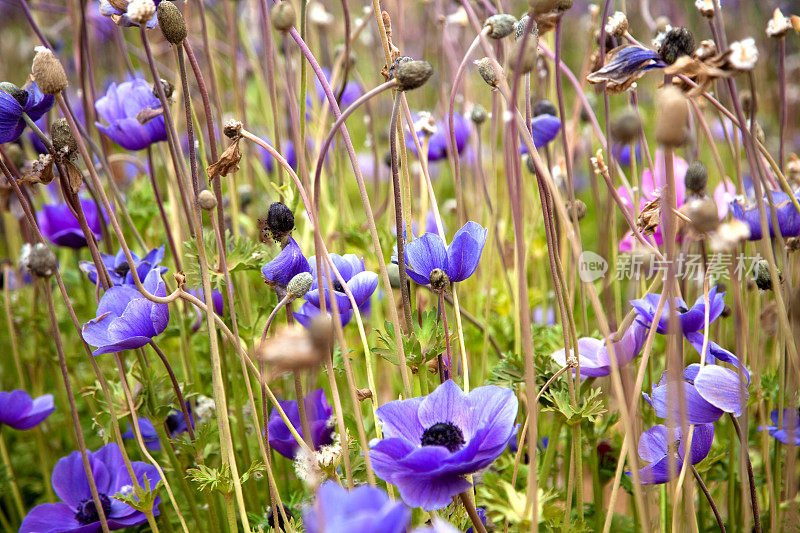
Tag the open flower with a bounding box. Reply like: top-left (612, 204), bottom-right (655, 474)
top-left (122, 405), bottom-right (195, 451)
top-left (0, 389), bottom-right (55, 430)
top-left (634, 423), bottom-right (714, 484)
top-left (369, 380), bottom-right (518, 510)
top-left (729, 190), bottom-right (800, 240)
top-left (80, 246), bottom-right (167, 286)
top-left (37, 198), bottom-right (109, 249)
top-left (644, 363), bottom-right (748, 424)
top-left (630, 285), bottom-right (725, 335)
top-left (262, 237), bottom-right (312, 288)
top-left (20, 442), bottom-right (161, 532)
top-left (81, 269), bottom-right (170, 355)
top-left (404, 221), bottom-right (487, 287)
top-left (759, 409), bottom-right (800, 446)
top-left (551, 321), bottom-right (646, 378)
top-left (0, 80), bottom-right (54, 144)
top-left (95, 78), bottom-right (168, 151)
top-left (303, 481), bottom-right (411, 533)
top-left (268, 388), bottom-right (335, 460)
top-left (587, 45), bottom-right (666, 93)
top-left (405, 111), bottom-right (471, 163)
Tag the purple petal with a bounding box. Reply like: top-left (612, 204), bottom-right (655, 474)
top-left (376, 397), bottom-right (425, 443)
top-left (13, 394), bottom-right (55, 430)
top-left (52, 450), bottom-right (111, 507)
top-left (693, 365), bottom-right (748, 416)
top-left (417, 380), bottom-right (471, 433)
top-left (445, 221), bottom-right (487, 282)
top-left (405, 233), bottom-right (447, 285)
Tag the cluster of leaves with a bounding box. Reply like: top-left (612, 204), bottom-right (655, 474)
top-left (372, 309), bottom-right (447, 370)
top-left (187, 461), bottom-right (266, 495)
top-left (485, 322), bottom-right (564, 389)
top-left (183, 230), bottom-right (275, 289)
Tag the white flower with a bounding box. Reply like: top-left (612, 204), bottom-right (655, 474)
top-left (766, 8), bottom-right (792, 38)
top-left (728, 38), bottom-right (758, 70)
top-left (605, 11), bottom-right (628, 37)
top-left (126, 0), bottom-right (155, 25)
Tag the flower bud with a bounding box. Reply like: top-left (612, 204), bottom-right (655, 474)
top-left (50, 119), bottom-right (77, 157)
top-left (157, 1), bottom-right (187, 44)
top-left (127, 0), bottom-right (156, 25)
top-left (394, 60), bottom-right (434, 91)
top-left (658, 26), bottom-right (695, 65)
top-left (429, 267), bottom-right (449, 293)
top-left (31, 46), bottom-right (68, 95)
top-left (474, 57), bottom-right (499, 88)
top-left (287, 272), bottom-right (313, 299)
top-left (387, 263), bottom-right (401, 289)
top-left (509, 37), bottom-right (539, 75)
top-left (533, 99), bottom-right (557, 117)
top-left (484, 14), bottom-right (517, 39)
top-left (271, 2), bottom-right (296, 32)
top-left (470, 104), bottom-right (487, 125)
top-left (198, 189), bottom-right (217, 210)
top-left (0, 82), bottom-right (28, 107)
top-left (566, 199), bottom-right (587, 220)
top-left (21, 243), bottom-right (58, 278)
top-left (684, 161), bottom-right (708, 194)
top-left (682, 198), bottom-right (720, 233)
top-left (654, 86), bottom-right (689, 147)
top-left (267, 201), bottom-right (295, 237)
top-left (610, 108), bottom-right (641, 144)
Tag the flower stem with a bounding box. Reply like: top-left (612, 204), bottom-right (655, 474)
top-left (459, 491), bottom-right (487, 533)
top-left (692, 466), bottom-right (726, 533)
top-left (730, 414), bottom-right (762, 532)
top-left (389, 92), bottom-right (413, 332)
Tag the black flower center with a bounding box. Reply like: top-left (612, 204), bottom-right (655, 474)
top-left (677, 305), bottom-right (689, 314)
top-left (114, 261), bottom-right (131, 277)
top-left (267, 504), bottom-right (294, 529)
top-left (332, 279), bottom-right (345, 293)
top-left (75, 493), bottom-right (112, 525)
top-left (421, 421), bottom-right (465, 452)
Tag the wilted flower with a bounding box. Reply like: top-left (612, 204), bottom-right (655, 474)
top-left (369, 380), bottom-right (518, 510)
top-left (268, 389), bottom-right (334, 460)
top-left (37, 198), bottom-right (109, 249)
top-left (95, 78), bottom-right (168, 150)
top-left (404, 221), bottom-right (487, 287)
top-left (727, 38), bottom-right (758, 70)
top-left (551, 321), bottom-right (646, 377)
top-left (759, 409), bottom-right (800, 445)
top-left (405, 112), bottom-right (471, 163)
top-left (0, 80), bottom-right (54, 144)
top-left (634, 423), bottom-right (714, 484)
top-left (631, 285), bottom-right (725, 335)
top-left (20, 443), bottom-right (161, 532)
top-left (729, 190), bottom-right (800, 240)
top-left (587, 45), bottom-right (666, 93)
top-left (766, 8), bottom-right (792, 38)
top-left (80, 246), bottom-right (167, 286)
top-left (303, 481), bottom-right (411, 533)
top-left (605, 11), bottom-right (628, 38)
top-left (122, 405), bottom-right (195, 451)
top-left (0, 389), bottom-right (55, 430)
top-left (81, 269), bottom-right (169, 355)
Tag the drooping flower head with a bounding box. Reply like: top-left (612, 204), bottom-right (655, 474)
top-left (404, 221), bottom-right (487, 288)
top-left (95, 78), bottom-right (168, 151)
top-left (0, 390), bottom-right (55, 430)
top-left (729, 190), bottom-right (800, 240)
top-left (587, 45), bottom-right (666, 93)
top-left (20, 442), bottom-right (161, 532)
top-left (268, 388), bottom-right (335, 460)
top-left (369, 380), bottom-right (518, 510)
top-left (0, 80), bottom-right (54, 144)
top-left (759, 409), bottom-right (800, 446)
top-left (405, 111), bottom-right (471, 163)
top-left (80, 246), bottom-right (167, 286)
top-left (631, 285), bottom-right (725, 335)
top-left (37, 198), bottom-right (109, 249)
top-left (303, 481), bottom-right (411, 533)
top-left (122, 404), bottom-right (195, 451)
top-left (634, 423), bottom-right (714, 484)
top-left (81, 269), bottom-right (170, 355)
top-left (261, 237), bottom-right (312, 289)
top-left (551, 321), bottom-right (647, 378)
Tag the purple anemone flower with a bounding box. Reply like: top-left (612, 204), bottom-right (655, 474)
top-left (122, 405), bottom-right (195, 451)
top-left (80, 246), bottom-right (167, 286)
top-left (315, 68), bottom-right (364, 109)
top-left (369, 380), bottom-right (518, 510)
top-left (404, 221), bottom-right (487, 286)
top-left (261, 237), bottom-right (312, 288)
top-left (294, 300), bottom-right (354, 328)
top-left (294, 253), bottom-right (377, 328)
top-left (406, 112), bottom-right (471, 163)
top-left (267, 388), bottom-right (334, 460)
top-left (729, 190), bottom-right (800, 240)
top-left (20, 442), bottom-right (161, 533)
top-left (95, 79), bottom-right (168, 151)
top-left (634, 423), bottom-right (714, 485)
top-left (81, 269), bottom-right (170, 355)
top-left (37, 198), bottom-right (109, 249)
top-left (644, 363), bottom-right (749, 424)
top-left (303, 481), bottom-right (411, 533)
top-left (759, 409), bottom-right (800, 446)
top-left (685, 331), bottom-right (750, 382)
top-left (0, 390), bottom-right (55, 430)
top-left (551, 321), bottom-right (646, 378)
top-left (587, 45), bottom-right (666, 92)
top-left (99, 0), bottom-right (161, 28)
top-left (519, 114), bottom-right (562, 154)
top-left (0, 81), bottom-right (54, 144)
top-left (630, 286), bottom-right (725, 335)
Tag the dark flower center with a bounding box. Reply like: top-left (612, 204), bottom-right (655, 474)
top-left (267, 504), bottom-right (294, 529)
top-left (421, 421), bottom-right (465, 452)
top-left (114, 261), bottom-right (131, 277)
top-left (75, 493), bottom-right (112, 525)
top-left (677, 305), bottom-right (689, 313)
top-left (332, 279), bottom-right (345, 293)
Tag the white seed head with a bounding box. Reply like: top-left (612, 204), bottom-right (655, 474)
top-left (728, 38), bottom-right (758, 70)
top-left (605, 11), bottom-right (628, 38)
top-left (766, 8), bottom-right (792, 38)
top-left (126, 0), bottom-right (155, 24)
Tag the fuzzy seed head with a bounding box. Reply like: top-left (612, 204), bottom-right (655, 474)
top-left (157, 1), bottom-right (187, 44)
top-left (484, 14), bottom-right (517, 39)
top-left (197, 189), bottom-right (217, 210)
top-left (654, 86), bottom-right (689, 147)
top-left (126, 0), bottom-right (156, 25)
top-left (684, 161), bottom-right (708, 194)
top-left (610, 109), bottom-right (641, 144)
top-left (470, 104), bottom-right (488, 125)
top-left (474, 57), bottom-right (499, 88)
top-left (287, 272), bottom-right (313, 299)
top-left (658, 26), bottom-right (695, 65)
top-left (271, 2), bottom-right (296, 31)
top-left (21, 243), bottom-right (58, 278)
top-left (31, 46), bottom-right (68, 95)
top-left (394, 60), bottom-right (434, 91)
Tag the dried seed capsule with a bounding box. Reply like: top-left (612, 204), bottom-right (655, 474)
top-left (474, 57), bottom-right (499, 88)
top-left (198, 189), bottom-right (217, 210)
top-left (484, 14), bottom-right (517, 39)
top-left (271, 2), bottom-right (296, 31)
top-left (21, 243), bottom-right (58, 278)
top-left (610, 108), bottom-right (641, 144)
top-left (753, 259), bottom-right (781, 291)
top-left (31, 46), bottom-right (68, 95)
top-left (658, 26), bottom-right (695, 65)
top-left (50, 118), bottom-right (77, 157)
top-left (266, 201), bottom-right (295, 237)
top-left (127, 0), bottom-right (156, 25)
top-left (654, 86), bottom-right (689, 147)
top-left (157, 1), bottom-right (187, 44)
top-left (394, 60), bottom-right (434, 91)
top-left (684, 161), bottom-right (708, 194)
